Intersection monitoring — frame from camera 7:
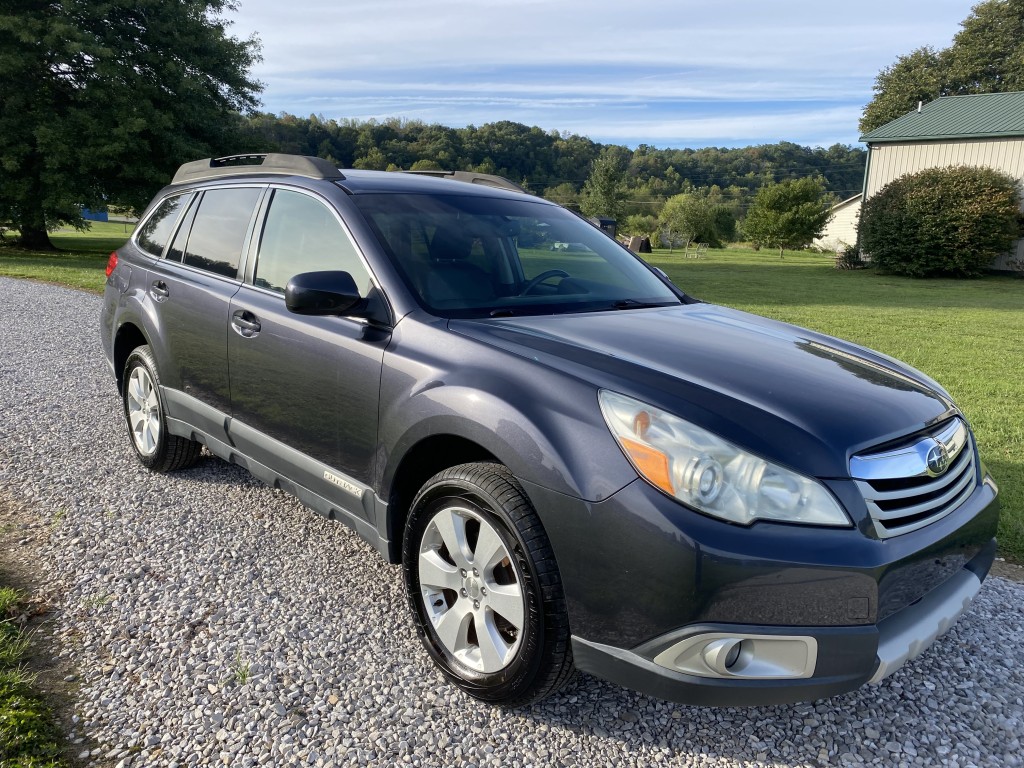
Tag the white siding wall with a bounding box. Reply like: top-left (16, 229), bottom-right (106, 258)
top-left (813, 196), bottom-right (861, 251)
top-left (866, 137), bottom-right (1024, 197)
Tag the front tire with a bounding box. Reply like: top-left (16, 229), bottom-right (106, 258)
top-left (403, 463), bottom-right (574, 706)
top-left (122, 345), bottom-right (201, 472)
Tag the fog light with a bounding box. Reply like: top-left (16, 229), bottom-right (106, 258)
top-left (651, 632), bottom-right (818, 680)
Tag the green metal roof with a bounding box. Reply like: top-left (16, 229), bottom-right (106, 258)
top-left (860, 91), bottom-right (1024, 143)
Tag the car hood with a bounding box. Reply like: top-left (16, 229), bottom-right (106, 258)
top-left (449, 304), bottom-right (957, 479)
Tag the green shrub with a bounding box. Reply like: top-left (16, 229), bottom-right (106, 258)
top-left (859, 166), bottom-right (1022, 277)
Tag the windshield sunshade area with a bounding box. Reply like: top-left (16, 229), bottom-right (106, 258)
top-left (351, 193), bottom-right (681, 318)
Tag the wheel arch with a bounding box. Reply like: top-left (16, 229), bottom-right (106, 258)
top-left (382, 434), bottom-right (500, 563)
top-left (113, 321), bottom-right (150, 391)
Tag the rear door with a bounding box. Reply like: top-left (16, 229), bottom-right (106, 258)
top-left (145, 185), bottom-right (264, 435)
top-left (227, 187), bottom-right (388, 510)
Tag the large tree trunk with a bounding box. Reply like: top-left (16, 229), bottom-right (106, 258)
top-left (16, 172), bottom-right (55, 250)
top-left (17, 221), bottom-right (54, 250)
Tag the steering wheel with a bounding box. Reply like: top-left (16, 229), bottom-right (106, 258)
top-left (518, 269), bottom-right (570, 296)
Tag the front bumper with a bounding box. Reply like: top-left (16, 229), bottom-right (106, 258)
top-left (523, 463), bottom-right (999, 707)
top-left (571, 545), bottom-right (990, 706)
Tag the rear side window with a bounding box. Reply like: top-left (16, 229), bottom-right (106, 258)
top-left (136, 194), bottom-right (189, 257)
top-left (254, 189), bottom-right (371, 294)
top-left (181, 188), bottom-right (261, 279)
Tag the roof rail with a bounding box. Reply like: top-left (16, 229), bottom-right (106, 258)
top-left (400, 170), bottom-right (529, 194)
top-left (172, 153), bottom-right (345, 185)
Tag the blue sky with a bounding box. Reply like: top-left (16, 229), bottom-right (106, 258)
top-left (230, 0), bottom-right (972, 150)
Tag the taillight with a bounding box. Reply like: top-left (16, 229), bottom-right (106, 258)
top-left (105, 251), bottom-right (118, 278)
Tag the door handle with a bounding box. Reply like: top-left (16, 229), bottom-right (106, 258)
top-left (231, 310), bottom-right (261, 337)
top-left (150, 280), bottom-right (169, 301)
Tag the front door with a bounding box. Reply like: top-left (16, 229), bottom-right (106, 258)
top-left (227, 188), bottom-right (388, 509)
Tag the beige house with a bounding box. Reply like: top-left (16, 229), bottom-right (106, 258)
top-left (813, 193), bottom-right (861, 252)
top-left (860, 91), bottom-right (1024, 271)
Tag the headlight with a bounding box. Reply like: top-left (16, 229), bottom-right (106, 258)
top-left (598, 390), bottom-right (851, 527)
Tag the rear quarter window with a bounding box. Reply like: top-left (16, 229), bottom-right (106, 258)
top-left (136, 194), bottom-right (190, 257)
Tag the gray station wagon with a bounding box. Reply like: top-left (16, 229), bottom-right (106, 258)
top-left (101, 154), bottom-right (999, 706)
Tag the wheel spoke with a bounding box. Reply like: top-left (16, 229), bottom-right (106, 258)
top-left (433, 599), bottom-right (473, 653)
top-left (471, 523), bottom-right (506, 572)
top-left (418, 549), bottom-right (463, 591)
top-left (148, 413), bottom-right (160, 444)
top-left (486, 583), bottom-right (524, 630)
top-left (129, 408), bottom-right (146, 432)
top-left (476, 611), bottom-right (512, 671)
top-left (128, 374), bottom-right (144, 406)
top-left (430, 509), bottom-right (472, 569)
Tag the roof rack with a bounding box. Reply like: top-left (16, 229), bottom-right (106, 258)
top-left (400, 170), bottom-right (529, 194)
top-left (172, 153), bottom-right (345, 185)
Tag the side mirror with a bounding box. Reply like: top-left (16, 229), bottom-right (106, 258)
top-left (285, 271), bottom-right (362, 316)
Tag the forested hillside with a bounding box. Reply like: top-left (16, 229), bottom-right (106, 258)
top-left (237, 113), bottom-right (865, 220)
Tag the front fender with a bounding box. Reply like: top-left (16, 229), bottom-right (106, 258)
top-left (377, 314), bottom-right (637, 503)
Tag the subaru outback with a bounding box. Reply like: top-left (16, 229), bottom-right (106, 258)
top-left (100, 153), bottom-right (999, 707)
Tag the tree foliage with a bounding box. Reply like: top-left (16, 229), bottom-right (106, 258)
top-left (657, 190), bottom-right (735, 249)
top-left (859, 166), bottom-right (1022, 277)
top-left (860, 47), bottom-right (946, 135)
top-left (236, 115), bottom-right (865, 223)
top-left (861, 0), bottom-right (1024, 134)
top-left (579, 148), bottom-right (627, 220)
top-left (0, 0), bottom-right (261, 247)
top-left (742, 178), bottom-right (833, 257)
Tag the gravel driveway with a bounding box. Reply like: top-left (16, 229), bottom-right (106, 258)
top-left (1, 276), bottom-right (1021, 768)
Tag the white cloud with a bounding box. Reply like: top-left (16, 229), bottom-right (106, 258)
top-left (229, 0), bottom-right (970, 146)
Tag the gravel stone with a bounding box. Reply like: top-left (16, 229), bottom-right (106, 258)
top-left (2, 276), bottom-right (1023, 767)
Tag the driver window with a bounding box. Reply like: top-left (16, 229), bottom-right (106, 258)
top-left (255, 189), bottom-right (371, 294)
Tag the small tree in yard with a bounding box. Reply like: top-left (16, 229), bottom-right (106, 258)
top-left (659, 192), bottom-right (714, 251)
top-left (743, 178), bottom-right (833, 258)
top-left (859, 166), bottom-right (1022, 277)
top-left (657, 189), bottom-right (738, 250)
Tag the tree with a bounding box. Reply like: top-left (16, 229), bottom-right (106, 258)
top-left (859, 166), bottom-right (1022, 277)
top-left (622, 213), bottom-right (659, 241)
top-left (0, 0), bottom-right (261, 248)
top-left (658, 192), bottom-right (715, 251)
top-left (742, 178), bottom-right (833, 257)
top-left (860, 0), bottom-right (1024, 134)
top-left (579, 148), bottom-right (626, 221)
top-left (542, 182), bottom-right (580, 209)
top-left (860, 47), bottom-right (947, 134)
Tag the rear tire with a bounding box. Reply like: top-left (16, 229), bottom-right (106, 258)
top-left (122, 345), bottom-right (201, 472)
top-left (403, 462), bottom-right (575, 706)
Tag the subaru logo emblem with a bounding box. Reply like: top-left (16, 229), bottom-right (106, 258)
top-left (925, 443), bottom-right (950, 477)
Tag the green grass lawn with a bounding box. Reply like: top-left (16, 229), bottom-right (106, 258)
top-left (0, 221), bottom-right (130, 293)
top-left (0, 234), bottom-right (1020, 560)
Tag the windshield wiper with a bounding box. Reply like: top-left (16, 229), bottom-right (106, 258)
top-left (607, 299), bottom-right (676, 310)
top-left (489, 308), bottom-right (517, 317)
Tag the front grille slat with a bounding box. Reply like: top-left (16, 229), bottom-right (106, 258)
top-left (851, 418), bottom-right (979, 539)
top-left (867, 460), bottom-right (975, 520)
top-left (862, 445), bottom-right (972, 502)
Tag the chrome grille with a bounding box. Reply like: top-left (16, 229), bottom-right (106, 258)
top-left (851, 418), bottom-right (978, 538)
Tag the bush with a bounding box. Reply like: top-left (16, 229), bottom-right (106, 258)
top-left (833, 244), bottom-right (866, 270)
top-left (859, 166), bottom-right (1022, 277)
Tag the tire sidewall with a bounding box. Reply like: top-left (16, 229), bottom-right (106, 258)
top-left (403, 473), bottom-right (547, 702)
top-left (122, 345), bottom-right (169, 469)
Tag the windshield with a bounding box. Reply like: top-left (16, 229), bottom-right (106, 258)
top-left (352, 193), bottom-right (680, 318)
